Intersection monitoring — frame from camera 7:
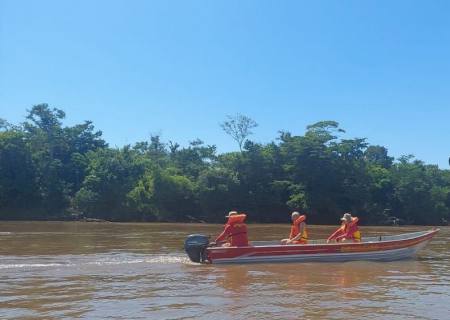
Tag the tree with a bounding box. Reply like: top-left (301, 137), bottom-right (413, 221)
top-left (2, 105), bottom-right (450, 225)
top-left (220, 114), bottom-right (258, 151)
top-left (0, 129), bottom-right (40, 218)
top-left (152, 168), bottom-right (198, 221)
top-left (74, 147), bottom-right (151, 221)
top-left (170, 139), bottom-right (216, 178)
top-left (364, 145), bottom-right (394, 168)
top-left (197, 166), bottom-right (241, 221)
top-left (0, 118), bottom-right (12, 131)
top-left (23, 104), bottom-right (70, 216)
top-left (21, 104), bottom-right (106, 217)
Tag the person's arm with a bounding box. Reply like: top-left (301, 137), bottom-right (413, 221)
top-left (335, 233), bottom-right (347, 241)
top-left (215, 225), bottom-right (231, 243)
top-left (327, 225), bottom-right (345, 243)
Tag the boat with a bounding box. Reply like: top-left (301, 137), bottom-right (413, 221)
top-left (184, 228), bottom-right (439, 264)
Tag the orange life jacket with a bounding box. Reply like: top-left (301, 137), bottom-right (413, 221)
top-left (343, 217), bottom-right (361, 242)
top-left (328, 217), bottom-right (361, 242)
top-left (215, 214), bottom-right (249, 246)
top-left (289, 215), bottom-right (308, 244)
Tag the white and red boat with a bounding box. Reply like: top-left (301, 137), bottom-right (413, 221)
top-left (184, 229), bottom-right (439, 264)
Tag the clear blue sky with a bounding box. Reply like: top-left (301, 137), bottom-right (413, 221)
top-left (1, 0), bottom-right (449, 167)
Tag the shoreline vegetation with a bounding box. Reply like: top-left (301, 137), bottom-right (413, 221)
top-left (1, 104), bottom-right (449, 226)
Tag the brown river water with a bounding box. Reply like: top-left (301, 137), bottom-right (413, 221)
top-left (0, 222), bottom-right (449, 320)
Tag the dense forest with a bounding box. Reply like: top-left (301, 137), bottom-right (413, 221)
top-left (1, 104), bottom-right (449, 225)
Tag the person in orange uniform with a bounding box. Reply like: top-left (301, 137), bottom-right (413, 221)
top-left (281, 211), bottom-right (308, 245)
top-left (214, 211), bottom-right (249, 247)
top-left (327, 212), bottom-right (361, 243)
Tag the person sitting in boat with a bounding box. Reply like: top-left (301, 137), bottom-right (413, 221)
top-left (327, 213), bottom-right (361, 243)
top-left (281, 211), bottom-right (308, 245)
top-left (213, 211), bottom-right (249, 247)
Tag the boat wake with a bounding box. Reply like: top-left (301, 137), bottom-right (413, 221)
top-left (0, 263), bottom-right (67, 269)
top-left (0, 253), bottom-right (192, 270)
top-left (85, 255), bottom-right (191, 266)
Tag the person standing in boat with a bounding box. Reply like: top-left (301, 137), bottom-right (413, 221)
top-left (327, 213), bottom-right (361, 243)
top-left (213, 211), bottom-right (249, 247)
top-left (281, 211), bottom-right (308, 245)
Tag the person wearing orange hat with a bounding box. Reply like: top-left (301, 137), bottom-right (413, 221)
top-left (281, 211), bottom-right (308, 245)
top-left (213, 211), bottom-right (249, 247)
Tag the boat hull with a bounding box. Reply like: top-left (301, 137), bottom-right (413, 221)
top-left (205, 229), bottom-right (438, 264)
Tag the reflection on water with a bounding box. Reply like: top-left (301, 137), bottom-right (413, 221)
top-left (0, 222), bottom-right (449, 319)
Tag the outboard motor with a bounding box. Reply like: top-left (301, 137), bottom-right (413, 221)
top-left (184, 234), bottom-right (210, 263)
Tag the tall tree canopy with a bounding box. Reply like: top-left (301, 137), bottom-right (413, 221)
top-left (0, 105), bottom-right (449, 225)
top-left (220, 114), bottom-right (258, 151)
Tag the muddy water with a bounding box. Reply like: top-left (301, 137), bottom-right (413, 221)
top-left (0, 222), bottom-right (448, 320)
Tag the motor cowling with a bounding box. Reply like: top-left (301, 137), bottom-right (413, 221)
top-left (184, 234), bottom-right (210, 263)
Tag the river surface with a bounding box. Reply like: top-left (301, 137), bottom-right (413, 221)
top-left (0, 222), bottom-right (449, 320)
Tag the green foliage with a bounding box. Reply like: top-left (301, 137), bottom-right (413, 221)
top-left (197, 166), bottom-right (241, 221)
top-left (0, 129), bottom-right (39, 218)
top-left (126, 172), bottom-right (156, 219)
top-left (365, 145), bottom-right (394, 168)
top-left (152, 169), bottom-right (197, 221)
top-left (74, 147), bottom-right (151, 221)
top-left (0, 104), bottom-right (449, 225)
